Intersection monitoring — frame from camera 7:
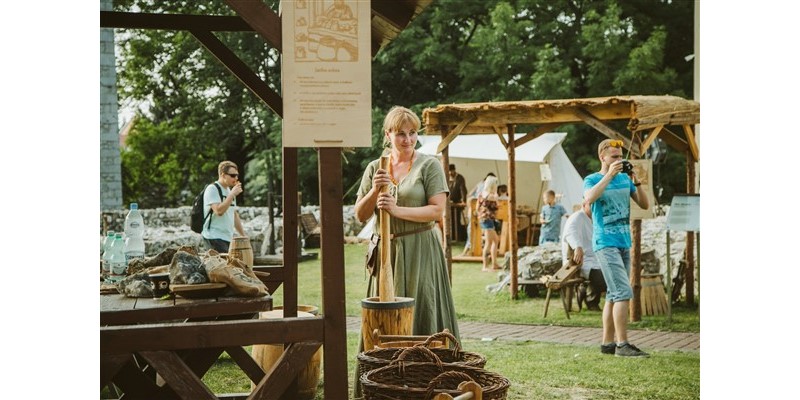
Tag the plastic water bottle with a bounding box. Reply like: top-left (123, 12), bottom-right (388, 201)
top-left (101, 231), bottom-right (115, 273)
top-left (124, 203), bottom-right (146, 264)
top-left (108, 233), bottom-right (127, 283)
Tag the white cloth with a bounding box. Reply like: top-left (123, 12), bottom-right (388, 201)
top-left (202, 182), bottom-right (236, 241)
top-left (561, 211), bottom-right (600, 279)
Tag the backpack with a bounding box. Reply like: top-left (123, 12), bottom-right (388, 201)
top-left (190, 182), bottom-right (224, 234)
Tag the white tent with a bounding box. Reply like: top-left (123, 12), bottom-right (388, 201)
top-left (417, 132), bottom-right (583, 212)
top-left (357, 132), bottom-right (584, 239)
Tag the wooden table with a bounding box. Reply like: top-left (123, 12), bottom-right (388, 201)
top-left (101, 292), bottom-right (323, 399)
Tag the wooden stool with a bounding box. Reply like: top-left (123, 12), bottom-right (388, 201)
top-left (542, 263), bottom-right (583, 319)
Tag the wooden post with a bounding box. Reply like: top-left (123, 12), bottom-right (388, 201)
top-left (630, 220), bottom-right (642, 322)
top-left (318, 148), bottom-right (348, 399)
top-left (280, 147), bottom-right (299, 400)
top-left (630, 135), bottom-right (643, 322)
top-left (507, 125), bottom-right (519, 299)
top-left (440, 127), bottom-right (453, 284)
top-left (685, 149), bottom-right (696, 305)
top-left (378, 156), bottom-right (394, 302)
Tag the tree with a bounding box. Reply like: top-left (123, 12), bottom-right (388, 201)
top-left (114, 0), bottom-right (695, 207)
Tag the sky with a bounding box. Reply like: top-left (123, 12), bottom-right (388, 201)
top-left (4, 1), bottom-right (800, 398)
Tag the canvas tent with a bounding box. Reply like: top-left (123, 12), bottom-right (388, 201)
top-left (357, 132), bottom-right (583, 239)
top-left (416, 132), bottom-right (583, 212)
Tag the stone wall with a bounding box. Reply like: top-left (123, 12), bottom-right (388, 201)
top-left (100, 205), bottom-right (366, 257)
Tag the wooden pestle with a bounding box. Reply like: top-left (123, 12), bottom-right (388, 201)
top-left (378, 155), bottom-right (395, 302)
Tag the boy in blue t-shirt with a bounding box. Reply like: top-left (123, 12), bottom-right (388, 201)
top-left (538, 190), bottom-right (568, 245)
top-left (584, 139), bottom-right (650, 358)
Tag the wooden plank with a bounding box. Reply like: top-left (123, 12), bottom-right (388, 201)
top-left (659, 126), bottom-right (690, 153)
top-left (639, 125), bottom-right (663, 155)
top-left (101, 317), bottom-right (324, 353)
top-left (573, 107), bottom-right (641, 158)
top-left (493, 125), bottom-right (509, 148)
top-left (250, 342), bottom-right (322, 400)
top-left (683, 124), bottom-right (700, 162)
top-left (253, 265), bottom-right (285, 295)
top-left (226, 346), bottom-right (266, 386)
top-left (100, 353), bottom-right (131, 390)
top-left (630, 219), bottom-right (642, 322)
top-left (283, 148), bottom-right (298, 318)
top-left (513, 123), bottom-right (562, 148)
top-left (318, 148), bottom-right (349, 399)
top-left (100, 11), bottom-right (252, 31)
top-left (139, 350), bottom-right (216, 399)
top-left (224, 0), bottom-right (282, 51)
top-left (436, 114), bottom-right (477, 154)
top-left (100, 295), bottom-right (272, 326)
top-left (190, 29), bottom-right (283, 118)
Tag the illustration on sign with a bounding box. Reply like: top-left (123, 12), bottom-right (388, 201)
top-left (294, 0), bottom-right (359, 62)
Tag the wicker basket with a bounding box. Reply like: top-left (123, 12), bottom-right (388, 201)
top-left (360, 353), bottom-right (510, 400)
top-left (372, 328), bottom-right (449, 349)
top-left (358, 331), bottom-right (487, 381)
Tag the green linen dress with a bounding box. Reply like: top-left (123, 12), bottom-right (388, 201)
top-left (357, 152), bottom-right (461, 340)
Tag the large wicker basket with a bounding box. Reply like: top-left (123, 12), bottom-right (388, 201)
top-left (358, 331), bottom-right (487, 381)
top-left (360, 350), bottom-right (509, 400)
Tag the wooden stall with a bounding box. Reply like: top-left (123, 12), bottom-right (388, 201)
top-left (423, 96), bottom-right (700, 320)
top-left (100, 2), bottom-right (432, 398)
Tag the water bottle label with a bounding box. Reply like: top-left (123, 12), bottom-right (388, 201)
top-left (129, 222), bottom-right (141, 229)
top-left (125, 253), bottom-right (145, 264)
top-left (110, 262), bottom-right (127, 275)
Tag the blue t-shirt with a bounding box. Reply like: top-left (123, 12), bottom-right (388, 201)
top-left (539, 203), bottom-right (567, 244)
top-left (583, 172), bottom-right (636, 251)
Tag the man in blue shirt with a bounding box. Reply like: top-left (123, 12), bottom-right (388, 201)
top-left (584, 139), bottom-right (649, 358)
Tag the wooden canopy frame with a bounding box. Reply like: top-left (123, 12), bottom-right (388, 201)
top-left (423, 95), bottom-right (700, 320)
top-left (101, 1), bottom-right (431, 398)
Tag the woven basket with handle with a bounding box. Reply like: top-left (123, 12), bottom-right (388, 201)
top-left (358, 331), bottom-right (487, 382)
top-left (360, 346), bottom-right (509, 400)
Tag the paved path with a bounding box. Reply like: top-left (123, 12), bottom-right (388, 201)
top-left (345, 317), bottom-right (699, 352)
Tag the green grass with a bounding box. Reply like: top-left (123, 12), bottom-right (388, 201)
top-left (202, 333), bottom-right (700, 400)
top-left (274, 243), bottom-right (699, 333)
top-left (112, 243), bottom-right (700, 399)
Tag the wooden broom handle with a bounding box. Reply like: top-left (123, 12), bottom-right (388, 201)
top-left (379, 155), bottom-right (395, 302)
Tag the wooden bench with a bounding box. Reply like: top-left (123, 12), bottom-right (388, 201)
top-left (299, 213), bottom-right (321, 248)
top-left (542, 245), bottom-right (583, 319)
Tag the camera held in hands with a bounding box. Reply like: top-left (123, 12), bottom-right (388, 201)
top-left (620, 160), bottom-right (634, 174)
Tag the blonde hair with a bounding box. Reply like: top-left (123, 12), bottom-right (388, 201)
top-left (382, 106), bottom-right (421, 148)
top-left (218, 161), bottom-right (238, 176)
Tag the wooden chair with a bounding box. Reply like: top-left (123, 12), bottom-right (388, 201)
top-left (299, 213), bottom-right (321, 248)
top-left (542, 244), bottom-right (583, 319)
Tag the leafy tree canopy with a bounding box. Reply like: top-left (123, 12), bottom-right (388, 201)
top-left (114, 0), bottom-right (694, 208)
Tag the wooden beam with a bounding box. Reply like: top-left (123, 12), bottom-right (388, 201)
top-left (282, 148), bottom-right (298, 318)
top-left (493, 125), bottom-right (509, 148)
top-left (573, 107), bottom-right (641, 158)
top-left (372, 0), bottom-right (416, 30)
top-left (660, 127), bottom-right (690, 153)
top-left (138, 351), bottom-right (217, 399)
top-left (425, 103), bottom-right (632, 129)
top-left (224, 0), bottom-right (282, 52)
top-left (639, 125), bottom-right (663, 155)
top-left (318, 148), bottom-right (349, 400)
top-left (683, 124), bottom-right (700, 162)
top-left (190, 29), bottom-right (283, 117)
top-left (513, 123), bottom-right (562, 148)
top-left (436, 114), bottom-right (477, 154)
top-left (101, 318), bottom-right (324, 353)
top-left (100, 11), bottom-right (253, 31)
top-left (507, 125), bottom-right (519, 300)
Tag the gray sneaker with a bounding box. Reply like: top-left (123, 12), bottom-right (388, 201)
top-left (600, 343), bottom-right (616, 355)
top-left (615, 343), bottom-right (650, 358)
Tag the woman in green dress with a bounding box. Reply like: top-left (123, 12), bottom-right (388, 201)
top-left (354, 106), bottom-right (460, 340)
